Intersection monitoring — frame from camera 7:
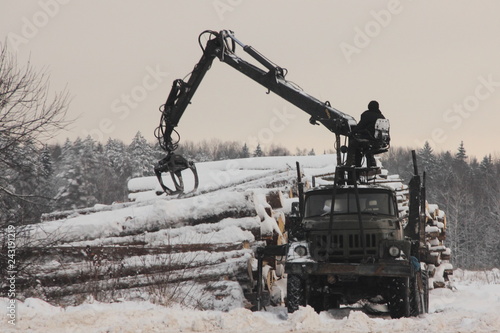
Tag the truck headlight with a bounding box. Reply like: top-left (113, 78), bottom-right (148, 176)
top-left (294, 245), bottom-right (308, 257)
top-left (388, 245), bottom-right (400, 257)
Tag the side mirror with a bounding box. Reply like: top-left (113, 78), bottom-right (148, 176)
top-left (288, 201), bottom-right (304, 240)
top-left (291, 201), bottom-right (301, 218)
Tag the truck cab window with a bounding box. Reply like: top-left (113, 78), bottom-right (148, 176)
top-left (304, 191), bottom-right (396, 217)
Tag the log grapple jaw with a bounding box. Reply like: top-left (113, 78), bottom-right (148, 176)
top-left (154, 152), bottom-right (199, 196)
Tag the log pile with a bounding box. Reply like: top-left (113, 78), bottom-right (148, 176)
top-left (23, 182), bottom-right (294, 310)
top-left (374, 172), bottom-right (410, 216)
top-left (246, 189), bottom-right (292, 306)
top-left (367, 169), bottom-right (453, 289)
top-left (424, 203), bottom-right (453, 288)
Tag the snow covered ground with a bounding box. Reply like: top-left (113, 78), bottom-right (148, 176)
top-left (2, 268), bottom-right (500, 333)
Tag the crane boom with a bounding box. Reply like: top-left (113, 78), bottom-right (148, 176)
top-left (154, 30), bottom-right (357, 195)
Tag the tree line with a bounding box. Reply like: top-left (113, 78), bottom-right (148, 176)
top-left (381, 141), bottom-right (500, 270)
top-left (3, 133), bottom-right (318, 224)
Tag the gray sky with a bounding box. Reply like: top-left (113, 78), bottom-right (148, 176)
top-left (2, 0), bottom-right (500, 160)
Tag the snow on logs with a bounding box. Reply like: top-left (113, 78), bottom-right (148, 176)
top-left (25, 186), bottom-right (294, 310)
top-left (424, 202), bottom-right (453, 289)
top-left (375, 172), bottom-right (453, 289)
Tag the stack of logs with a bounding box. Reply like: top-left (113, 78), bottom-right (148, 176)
top-left (376, 172), bottom-right (454, 289)
top-left (425, 203), bottom-right (453, 288)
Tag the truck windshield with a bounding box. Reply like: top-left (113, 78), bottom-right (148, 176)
top-left (304, 191), bottom-right (396, 217)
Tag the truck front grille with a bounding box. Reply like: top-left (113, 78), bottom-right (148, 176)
top-left (309, 232), bottom-right (378, 262)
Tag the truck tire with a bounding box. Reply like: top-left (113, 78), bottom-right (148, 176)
top-left (422, 270), bottom-right (430, 314)
top-left (410, 273), bottom-right (422, 316)
top-left (286, 274), bottom-right (305, 313)
top-left (387, 277), bottom-right (410, 318)
top-left (410, 270), bottom-right (430, 316)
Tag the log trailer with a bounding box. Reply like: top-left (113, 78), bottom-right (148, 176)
top-left (154, 30), bottom-right (433, 318)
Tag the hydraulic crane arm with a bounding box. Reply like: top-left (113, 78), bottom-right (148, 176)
top-left (154, 30), bottom-right (357, 195)
top-left (217, 30), bottom-right (357, 135)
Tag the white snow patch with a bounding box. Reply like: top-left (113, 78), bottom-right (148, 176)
top-left (3, 270), bottom-right (500, 332)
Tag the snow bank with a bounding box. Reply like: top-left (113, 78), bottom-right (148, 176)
top-left (452, 268), bottom-right (500, 286)
top-left (4, 270), bottom-right (500, 333)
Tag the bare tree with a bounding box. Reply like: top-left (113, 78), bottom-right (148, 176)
top-left (0, 43), bottom-right (71, 296)
top-left (0, 42), bottom-right (70, 223)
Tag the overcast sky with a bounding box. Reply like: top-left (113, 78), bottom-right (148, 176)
top-left (2, 1), bottom-right (500, 160)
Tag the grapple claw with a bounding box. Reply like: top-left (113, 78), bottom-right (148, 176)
top-left (154, 153), bottom-right (199, 196)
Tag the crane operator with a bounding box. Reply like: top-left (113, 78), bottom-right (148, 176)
top-left (345, 100), bottom-right (385, 168)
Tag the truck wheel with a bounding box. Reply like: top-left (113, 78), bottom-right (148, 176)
top-left (387, 277), bottom-right (410, 318)
top-left (422, 271), bottom-right (429, 313)
top-left (410, 270), bottom-right (430, 316)
top-left (286, 274), bottom-right (305, 313)
top-left (422, 270), bottom-right (430, 314)
top-left (326, 295), bottom-right (340, 310)
top-left (308, 292), bottom-right (324, 313)
top-left (410, 273), bottom-right (422, 316)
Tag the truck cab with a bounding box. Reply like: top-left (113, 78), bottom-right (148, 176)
top-left (300, 186), bottom-right (403, 262)
top-left (285, 181), bottom-right (424, 318)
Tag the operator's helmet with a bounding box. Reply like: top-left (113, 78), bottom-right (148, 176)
top-left (368, 100), bottom-right (379, 111)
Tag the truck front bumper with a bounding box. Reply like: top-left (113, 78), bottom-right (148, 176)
top-left (285, 260), bottom-right (412, 278)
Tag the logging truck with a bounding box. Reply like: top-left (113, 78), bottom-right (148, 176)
top-left (153, 30), bottom-right (450, 317)
top-left (281, 156), bottom-right (428, 318)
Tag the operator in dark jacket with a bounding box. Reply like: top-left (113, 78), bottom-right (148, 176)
top-left (345, 100), bottom-right (385, 167)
